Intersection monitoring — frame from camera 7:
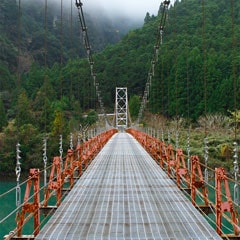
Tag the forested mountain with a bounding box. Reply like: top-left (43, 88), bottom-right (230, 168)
top-left (0, 0), bottom-right (141, 73)
top-left (0, 0), bottom-right (240, 174)
top-left (0, 0), bottom-right (142, 173)
top-left (91, 0), bottom-right (240, 121)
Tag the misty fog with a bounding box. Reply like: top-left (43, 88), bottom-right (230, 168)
top-left (21, 0), bottom-right (172, 23)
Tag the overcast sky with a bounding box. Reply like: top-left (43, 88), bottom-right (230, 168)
top-left (83, 0), bottom-right (174, 21)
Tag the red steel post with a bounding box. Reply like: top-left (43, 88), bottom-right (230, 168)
top-left (17, 168), bottom-right (40, 237)
top-left (215, 167), bottom-right (239, 236)
top-left (191, 155), bottom-right (208, 206)
top-left (44, 156), bottom-right (62, 207)
top-left (176, 149), bottom-right (190, 188)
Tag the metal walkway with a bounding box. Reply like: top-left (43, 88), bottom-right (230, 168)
top-left (36, 133), bottom-right (222, 240)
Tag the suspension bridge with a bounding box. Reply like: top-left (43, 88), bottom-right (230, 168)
top-left (1, 123), bottom-right (240, 239)
top-left (0, 0), bottom-right (240, 239)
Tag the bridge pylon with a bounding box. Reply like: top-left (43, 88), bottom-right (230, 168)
top-left (115, 87), bottom-right (128, 130)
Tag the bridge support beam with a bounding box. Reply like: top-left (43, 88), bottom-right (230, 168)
top-left (16, 169), bottom-right (40, 238)
top-left (176, 149), bottom-right (190, 189)
top-left (191, 155), bottom-right (209, 207)
top-left (215, 167), bottom-right (239, 237)
top-left (43, 156), bottom-right (62, 207)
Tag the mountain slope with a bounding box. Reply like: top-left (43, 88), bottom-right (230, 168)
top-left (1, 0), bottom-right (239, 121)
top-left (0, 0), bottom-right (240, 174)
top-left (90, 0), bottom-right (240, 119)
top-left (0, 0), bottom-right (141, 73)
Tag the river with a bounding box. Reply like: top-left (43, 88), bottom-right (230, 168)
top-left (0, 180), bottom-right (18, 240)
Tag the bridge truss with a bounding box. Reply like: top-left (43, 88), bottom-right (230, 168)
top-left (115, 87), bottom-right (128, 129)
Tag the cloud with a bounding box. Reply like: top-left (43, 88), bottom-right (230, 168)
top-left (82, 0), bottom-right (162, 21)
top-left (22, 0), bottom-right (174, 22)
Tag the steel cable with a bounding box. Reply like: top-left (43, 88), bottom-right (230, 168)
top-left (137, 1), bottom-right (171, 123)
top-left (75, 0), bottom-right (110, 125)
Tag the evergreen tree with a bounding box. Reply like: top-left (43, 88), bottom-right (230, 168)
top-left (0, 96), bottom-right (7, 131)
top-left (15, 90), bottom-right (34, 127)
top-left (129, 95), bottom-right (140, 119)
top-left (51, 110), bottom-right (64, 137)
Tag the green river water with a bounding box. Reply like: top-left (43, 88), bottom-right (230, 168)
top-left (0, 181), bottom-right (18, 240)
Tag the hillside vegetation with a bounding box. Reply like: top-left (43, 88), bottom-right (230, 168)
top-left (0, 0), bottom-right (239, 174)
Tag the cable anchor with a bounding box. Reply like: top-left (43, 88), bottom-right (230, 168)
top-left (90, 62), bottom-right (94, 76)
top-left (77, 132), bottom-right (81, 146)
top-left (233, 142), bottom-right (239, 206)
top-left (168, 130), bottom-right (171, 144)
top-left (154, 45), bottom-right (159, 62)
top-left (151, 60), bottom-right (155, 77)
top-left (163, 0), bottom-right (171, 6)
top-left (75, 0), bottom-right (83, 8)
top-left (70, 132), bottom-right (74, 150)
top-left (160, 26), bottom-right (164, 45)
top-left (161, 129), bottom-right (164, 142)
top-left (59, 134), bottom-right (63, 170)
top-left (187, 133), bottom-right (191, 171)
top-left (15, 143), bottom-right (21, 207)
top-left (204, 137), bottom-right (209, 184)
top-left (43, 138), bottom-right (48, 187)
top-left (175, 130), bottom-right (179, 149)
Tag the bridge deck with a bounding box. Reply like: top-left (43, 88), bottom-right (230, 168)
top-left (36, 133), bottom-right (221, 240)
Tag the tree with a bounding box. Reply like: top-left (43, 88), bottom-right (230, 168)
top-left (15, 90), bottom-right (34, 127)
top-left (85, 110), bottom-right (98, 126)
top-left (2, 0), bottom-right (18, 40)
top-left (0, 96), bottom-right (7, 131)
top-left (33, 76), bottom-right (56, 131)
top-left (144, 13), bottom-right (151, 24)
top-left (0, 62), bottom-right (15, 90)
top-left (129, 95), bottom-right (140, 119)
top-left (51, 110), bottom-right (65, 137)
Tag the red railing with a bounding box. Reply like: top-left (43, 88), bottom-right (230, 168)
top-left (5, 128), bottom-right (117, 239)
top-left (126, 128), bottom-right (239, 238)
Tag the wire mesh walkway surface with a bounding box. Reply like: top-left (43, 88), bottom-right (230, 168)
top-left (36, 133), bottom-right (222, 240)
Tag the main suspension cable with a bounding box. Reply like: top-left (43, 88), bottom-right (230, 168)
top-left (184, 0), bottom-right (191, 170)
top-left (202, 0), bottom-right (207, 137)
top-left (173, 0), bottom-right (179, 149)
top-left (137, 0), bottom-right (170, 124)
top-left (44, 0), bottom-right (48, 132)
top-left (59, 0), bottom-right (63, 100)
top-left (15, 0), bottom-right (22, 216)
top-left (75, 0), bottom-right (109, 125)
top-left (231, 0), bottom-right (237, 142)
top-left (202, 0), bottom-right (209, 186)
top-left (231, 0), bottom-right (239, 210)
top-left (16, 0), bottom-right (22, 136)
top-left (70, 0), bottom-right (73, 99)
